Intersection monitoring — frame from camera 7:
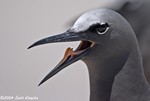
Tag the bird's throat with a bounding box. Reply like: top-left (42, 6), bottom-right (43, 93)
top-left (86, 62), bottom-right (115, 101)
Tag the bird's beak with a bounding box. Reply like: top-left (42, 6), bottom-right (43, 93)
top-left (28, 31), bottom-right (95, 86)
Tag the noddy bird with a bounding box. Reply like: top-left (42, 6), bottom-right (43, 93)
top-left (28, 9), bottom-right (150, 101)
top-left (67, 0), bottom-right (150, 84)
top-left (66, 0), bottom-right (150, 84)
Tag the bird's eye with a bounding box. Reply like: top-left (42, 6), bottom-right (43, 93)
top-left (96, 23), bottom-right (109, 35)
top-left (89, 23), bottom-right (109, 35)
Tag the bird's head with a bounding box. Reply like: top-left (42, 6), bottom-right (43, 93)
top-left (28, 9), bottom-right (135, 86)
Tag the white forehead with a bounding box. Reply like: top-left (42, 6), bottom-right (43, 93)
top-left (71, 9), bottom-right (114, 32)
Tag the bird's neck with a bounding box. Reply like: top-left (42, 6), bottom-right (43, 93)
top-left (83, 48), bottom-right (130, 101)
top-left (83, 42), bottom-right (150, 101)
top-left (88, 66), bottom-right (114, 101)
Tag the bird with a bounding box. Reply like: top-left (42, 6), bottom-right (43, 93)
top-left (66, 0), bottom-right (150, 84)
top-left (28, 9), bottom-right (150, 101)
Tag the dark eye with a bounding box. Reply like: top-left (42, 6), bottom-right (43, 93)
top-left (89, 23), bottom-right (109, 34)
top-left (96, 23), bottom-right (109, 34)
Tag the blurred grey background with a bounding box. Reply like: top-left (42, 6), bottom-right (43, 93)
top-left (0, 0), bottom-right (150, 101)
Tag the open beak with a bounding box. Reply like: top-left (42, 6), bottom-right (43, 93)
top-left (28, 31), bottom-right (96, 86)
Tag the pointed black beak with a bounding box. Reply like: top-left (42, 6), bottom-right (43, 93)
top-left (28, 31), bottom-right (85, 49)
top-left (28, 31), bottom-right (94, 86)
